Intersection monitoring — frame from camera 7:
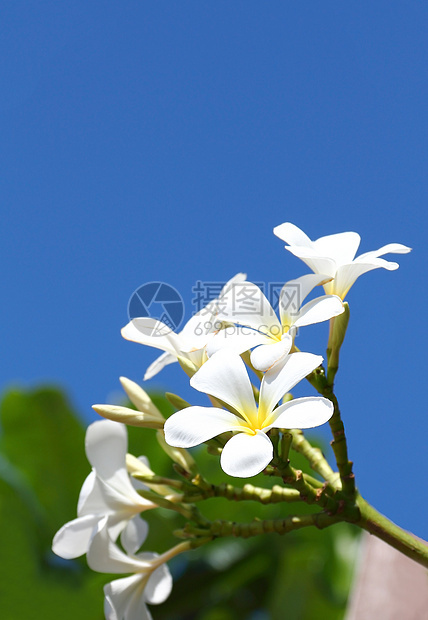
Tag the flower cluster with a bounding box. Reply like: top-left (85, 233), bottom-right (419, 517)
top-left (53, 222), bottom-right (410, 619)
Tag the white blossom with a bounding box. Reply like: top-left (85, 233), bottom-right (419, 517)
top-left (274, 222), bottom-right (411, 299)
top-left (121, 273), bottom-right (246, 380)
top-left (52, 420), bottom-right (156, 559)
top-left (87, 517), bottom-right (173, 620)
top-left (208, 274), bottom-right (344, 371)
top-left (164, 351), bottom-right (333, 478)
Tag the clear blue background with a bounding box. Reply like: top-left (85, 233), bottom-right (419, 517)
top-left (1, 3), bottom-right (427, 538)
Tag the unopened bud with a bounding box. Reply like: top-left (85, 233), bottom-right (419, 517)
top-left (119, 376), bottom-right (164, 420)
top-left (92, 404), bottom-right (164, 429)
top-left (157, 430), bottom-right (197, 474)
top-left (327, 302), bottom-right (350, 383)
top-left (165, 392), bottom-right (191, 410)
top-left (126, 453), bottom-right (181, 500)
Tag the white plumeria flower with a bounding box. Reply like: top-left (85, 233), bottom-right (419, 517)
top-left (273, 222), bottom-right (411, 300)
top-left (87, 517), bottom-right (173, 620)
top-left (208, 275), bottom-right (344, 371)
top-left (164, 350), bottom-right (333, 478)
top-left (52, 420), bottom-right (156, 559)
top-left (121, 273), bottom-right (247, 380)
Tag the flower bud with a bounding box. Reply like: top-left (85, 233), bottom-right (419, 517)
top-left (165, 392), bottom-right (191, 410)
top-left (157, 430), bottom-right (197, 474)
top-left (119, 376), bottom-right (164, 421)
top-left (92, 404), bottom-right (164, 429)
top-left (327, 302), bottom-right (350, 381)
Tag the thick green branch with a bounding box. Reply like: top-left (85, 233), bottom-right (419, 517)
top-left (181, 471), bottom-right (301, 505)
top-left (356, 496), bottom-right (428, 569)
top-left (189, 481), bottom-right (301, 504)
top-left (323, 389), bottom-right (355, 497)
top-left (176, 511), bottom-right (341, 540)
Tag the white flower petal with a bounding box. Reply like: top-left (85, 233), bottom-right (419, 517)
top-left (275, 224), bottom-right (411, 299)
top-left (279, 274), bottom-right (333, 328)
top-left (104, 595), bottom-right (119, 620)
top-left (121, 318), bottom-right (182, 356)
top-left (127, 583), bottom-right (154, 620)
top-left (273, 222), bottom-right (313, 246)
top-left (164, 407), bottom-right (243, 448)
top-left (283, 246), bottom-right (337, 279)
top-left (77, 471), bottom-right (101, 515)
top-left (87, 520), bottom-right (152, 574)
top-left (190, 351), bottom-right (257, 418)
top-left (217, 282), bottom-right (281, 335)
top-left (92, 474), bottom-right (152, 514)
top-left (121, 517), bottom-right (149, 556)
top-left (85, 420), bottom-right (137, 502)
top-left (178, 313), bottom-right (217, 352)
top-left (144, 563), bottom-right (173, 605)
top-left (85, 420), bottom-right (129, 485)
top-left (293, 295), bottom-right (344, 328)
top-left (219, 272), bottom-right (248, 297)
top-left (312, 231), bottom-right (361, 266)
top-left (260, 352), bottom-right (323, 419)
top-left (52, 513), bottom-right (99, 559)
top-left (250, 336), bottom-right (292, 372)
top-left (220, 431), bottom-right (273, 478)
top-left (193, 272), bottom-right (248, 319)
top-left (269, 396), bottom-right (333, 429)
top-left (206, 326), bottom-right (270, 358)
top-left (328, 260), bottom-right (397, 299)
top-left (356, 243), bottom-right (412, 261)
top-left (105, 575), bottom-right (147, 620)
top-left (144, 352), bottom-right (177, 380)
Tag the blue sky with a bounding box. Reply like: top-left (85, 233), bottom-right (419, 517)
top-left (1, 3), bottom-right (427, 538)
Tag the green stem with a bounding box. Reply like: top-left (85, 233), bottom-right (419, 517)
top-left (290, 429), bottom-right (340, 489)
top-left (209, 512), bottom-right (341, 538)
top-left (189, 481), bottom-right (301, 504)
top-left (303, 365), bottom-right (355, 497)
top-left (323, 389), bottom-right (355, 497)
top-left (138, 489), bottom-right (208, 525)
top-left (356, 496), bottom-right (428, 569)
top-left (270, 459), bottom-right (341, 515)
top-left (280, 431), bottom-right (293, 462)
